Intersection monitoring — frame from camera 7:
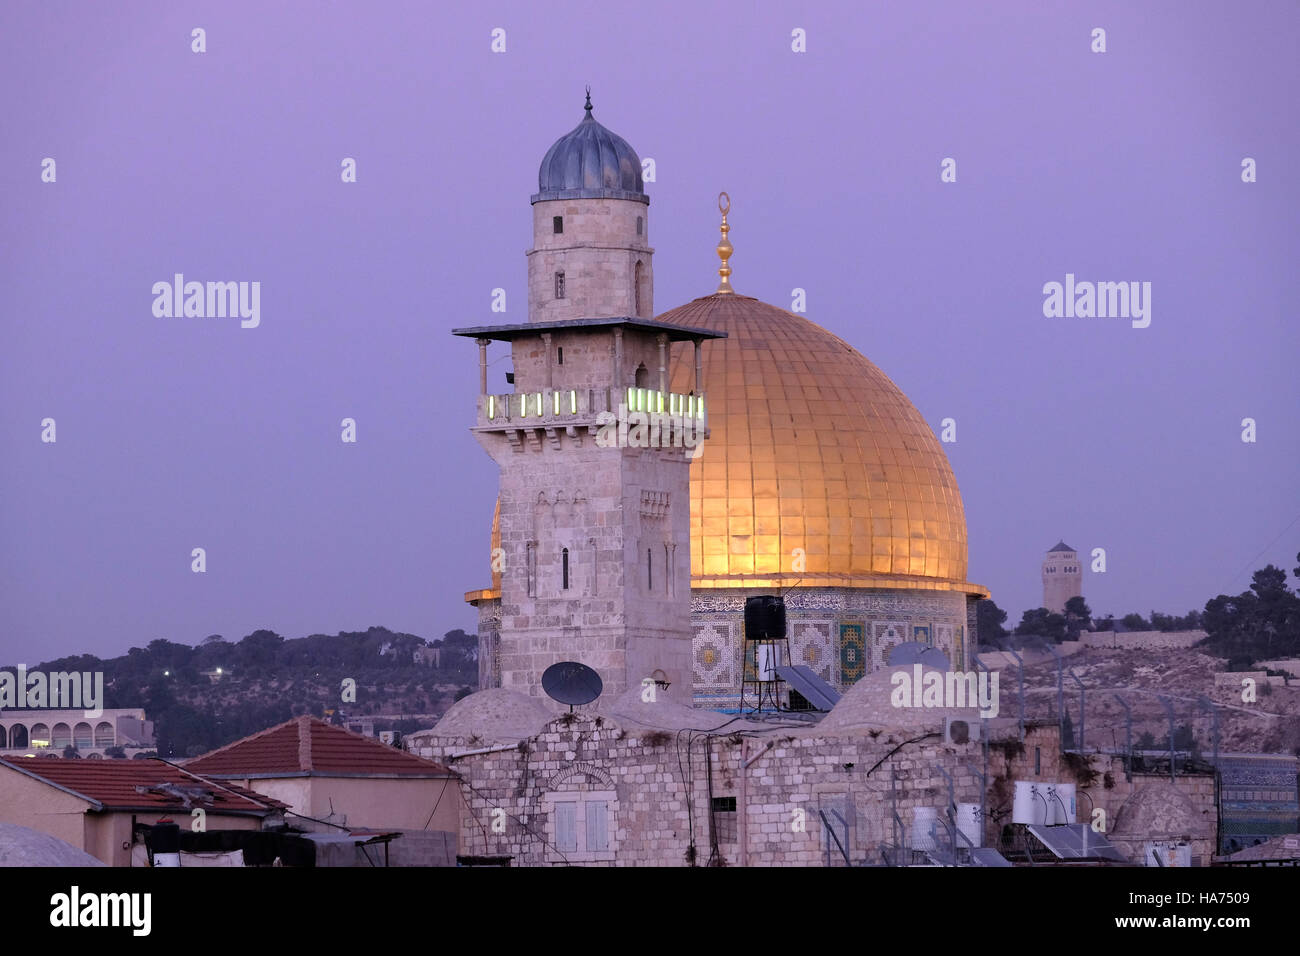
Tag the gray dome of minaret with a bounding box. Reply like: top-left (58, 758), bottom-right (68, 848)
top-left (532, 90), bottom-right (648, 204)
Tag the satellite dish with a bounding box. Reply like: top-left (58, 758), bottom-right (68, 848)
top-left (542, 661), bottom-right (603, 711)
top-left (888, 641), bottom-right (950, 671)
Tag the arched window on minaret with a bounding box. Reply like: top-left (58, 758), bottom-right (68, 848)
top-left (634, 260), bottom-right (644, 316)
top-left (562, 548), bottom-right (570, 590)
top-left (634, 363), bottom-right (649, 388)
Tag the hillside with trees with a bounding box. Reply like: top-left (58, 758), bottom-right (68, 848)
top-left (7, 626), bottom-right (478, 758)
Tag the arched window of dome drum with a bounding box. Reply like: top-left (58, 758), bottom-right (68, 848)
top-left (634, 260), bottom-right (643, 316)
top-left (555, 272), bottom-right (565, 299)
top-left (562, 548), bottom-right (570, 590)
top-left (553, 215), bottom-right (563, 234)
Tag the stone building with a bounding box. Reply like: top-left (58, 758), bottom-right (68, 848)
top-left (464, 95), bottom-right (989, 707)
top-left (410, 668), bottom-right (988, 866)
top-left (0, 707), bottom-right (155, 757)
top-left (1042, 540), bottom-right (1083, 615)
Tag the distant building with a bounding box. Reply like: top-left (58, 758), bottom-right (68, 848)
top-left (0, 708), bottom-right (155, 757)
top-left (412, 646), bottom-right (441, 667)
top-left (1042, 540), bottom-right (1083, 614)
top-left (0, 756), bottom-right (284, 865)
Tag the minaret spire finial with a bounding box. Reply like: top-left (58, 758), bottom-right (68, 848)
top-left (584, 86), bottom-right (593, 114)
top-left (715, 191), bottom-right (734, 294)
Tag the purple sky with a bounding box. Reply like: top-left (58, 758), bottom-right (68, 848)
top-left (2, 1), bottom-right (1297, 663)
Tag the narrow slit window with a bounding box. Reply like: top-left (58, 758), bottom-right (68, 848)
top-left (647, 548), bottom-right (653, 591)
top-left (562, 548), bottom-right (570, 590)
top-left (553, 215), bottom-right (563, 234)
top-left (557, 346), bottom-right (564, 365)
top-left (555, 272), bottom-right (565, 299)
top-left (636, 216), bottom-right (643, 237)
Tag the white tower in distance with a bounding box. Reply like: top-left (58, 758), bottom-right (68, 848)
top-left (1042, 540), bottom-right (1082, 614)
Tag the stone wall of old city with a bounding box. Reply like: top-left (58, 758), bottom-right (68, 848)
top-left (415, 713), bottom-right (983, 867)
top-left (1080, 630), bottom-right (1206, 650)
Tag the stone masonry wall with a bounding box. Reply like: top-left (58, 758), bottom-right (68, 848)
top-left (528, 198), bottom-right (652, 324)
top-left (415, 713), bottom-right (983, 866)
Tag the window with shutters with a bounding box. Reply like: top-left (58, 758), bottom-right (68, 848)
top-left (585, 800), bottom-right (609, 851)
top-left (546, 788), bottom-right (617, 862)
top-left (554, 802), bottom-right (578, 852)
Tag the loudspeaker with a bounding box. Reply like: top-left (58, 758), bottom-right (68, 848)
top-left (744, 595), bottom-right (786, 640)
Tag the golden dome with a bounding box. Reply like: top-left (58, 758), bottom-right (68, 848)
top-left (659, 293), bottom-right (984, 595)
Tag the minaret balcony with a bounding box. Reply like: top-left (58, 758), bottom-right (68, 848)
top-left (474, 386), bottom-right (706, 431)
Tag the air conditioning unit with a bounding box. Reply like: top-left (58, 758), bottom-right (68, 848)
top-left (943, 716), bottom-right (981, 745)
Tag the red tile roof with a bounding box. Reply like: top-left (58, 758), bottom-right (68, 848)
top-left (0, 756), bottom-right (286, 814)
top-left (183, 716), bottom-right (455, 778)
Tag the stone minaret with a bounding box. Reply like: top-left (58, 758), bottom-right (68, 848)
top-left (453, 94), bottom-right (720, 705)
top-left (1042, 540), bottom-right (1082, 614)
top-left (527, 90), bottom-right (653, 324)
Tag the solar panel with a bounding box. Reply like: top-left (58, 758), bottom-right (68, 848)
top-left (775, 665), bottom-right (841, 711)
top-left (925, 846), bottom-right (1013, 867)
top-left (1027, 824), bottom-right (1127, 861)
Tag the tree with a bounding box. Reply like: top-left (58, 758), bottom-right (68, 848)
top-left (976, 599), bottom-right (1009, 647)
top-left (439, 630), bottom-right (479, 667)
top-left (1121, 613), bottom-right (1149, 631)
top-left (1064, 596), bottom-right (1092, 639)
top-left (1203, 564), bottom-right (1300, 664)
top-left (62, 745), bottom-right (80, 759)
top-left (1015, 608), bottom-right (1066, 643)
top-left (239, 629), bottom-right (285, 669)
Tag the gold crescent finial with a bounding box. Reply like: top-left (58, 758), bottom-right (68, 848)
top-left (715, 191), bottom-right (734, 294)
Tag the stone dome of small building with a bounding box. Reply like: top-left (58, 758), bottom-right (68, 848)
top-left (815, 664), bottom-right (981, 736)
top-left (533, 93), bottom-right (646, 204)
top-left (1112, 783), bottom-right (1212, 842)
top-left (0, 823), bottom-right (106, 867)
top-left (432, 688), bottom-right (554, 743)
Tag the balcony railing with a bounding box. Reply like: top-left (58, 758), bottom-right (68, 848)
top-left (476, 386), bottom-right (706, 428)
